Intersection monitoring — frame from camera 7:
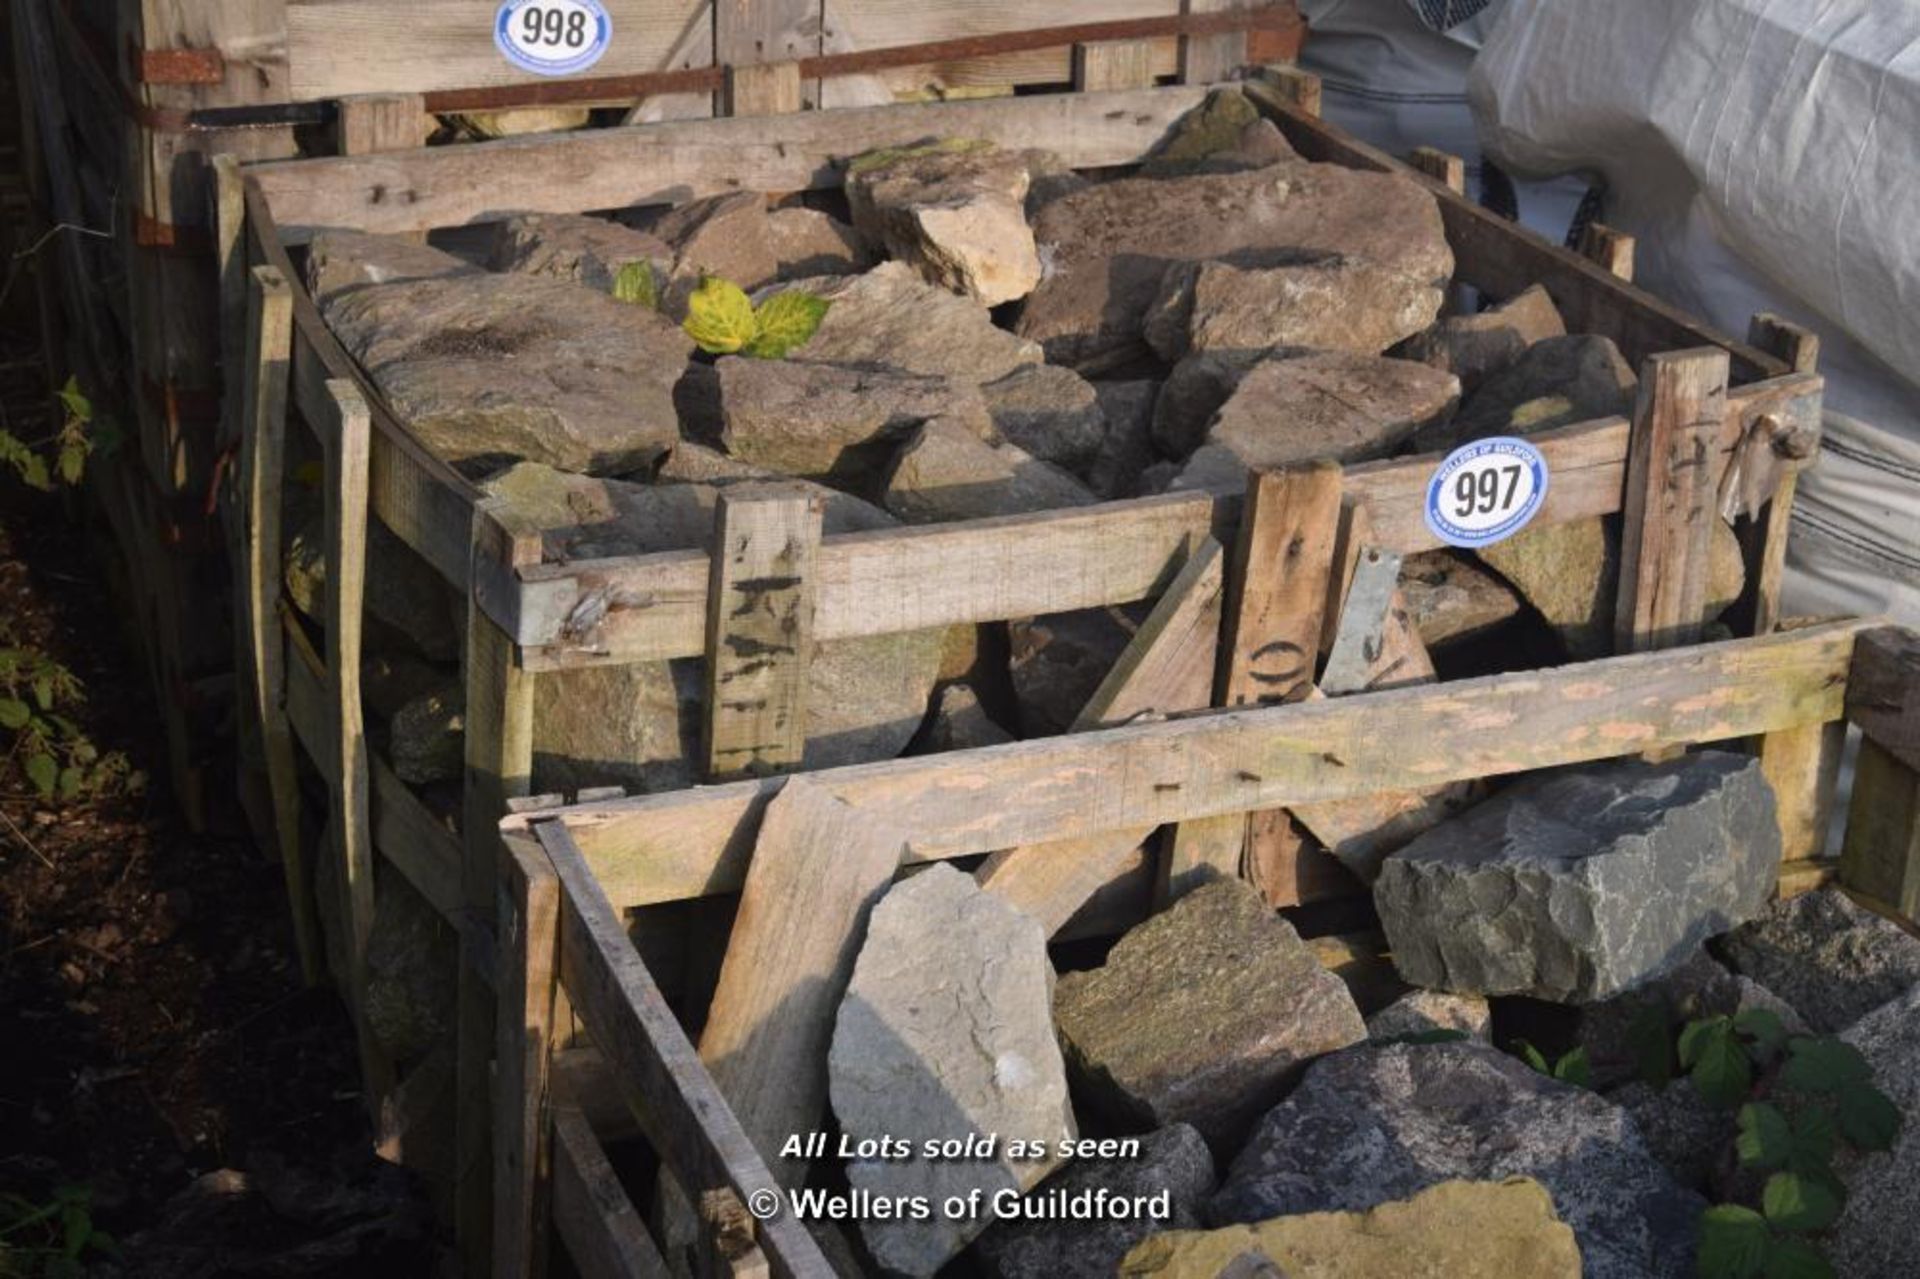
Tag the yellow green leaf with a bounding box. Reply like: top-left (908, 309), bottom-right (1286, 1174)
top-left (682, 277), bottom-right (758, 355)
top-left (744, 291), bottom-right (831, 359)
top-left (610, 260), bottom-right (659, 310)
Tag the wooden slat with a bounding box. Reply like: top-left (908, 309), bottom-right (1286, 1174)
top-left (535, 823), bottom-right (834, 1278)
top-left (249, 86), bottom-right (1214, 239)
top-left (495, 833), bottom-right (561, 1279)
top-left (551, 1105), bottom-right (672, 1279)
top-left (724, 62), bottom-right (805, 116)
top-left (1073, 38), bottom-right (1157, 91)
top-left (1758, 720), bottom-right (1845, 864)
top-left (698, 779), bottom-right (906, 1185)
top-left (337, 92), bottom-right (429, 155)
top-left (539, 621), bottom-right (1870, 911)
top-left (703, 485), bottom-right (823, 780)
top-left (1747, 313), bottom-right (1822, 636)
top-left (1847, 626), bottom-right (1920, 773)
top-left (1578, 222), bottom-right (1636, 282)
top-left (975, 537), bottom-right (1226, 932)
top-left (1616, 349), bottom-right (1732, 654)
top-left (1407, 146), bottom-right (1465, 195)
top-left (1840, 739), bottom-right (1920, 923)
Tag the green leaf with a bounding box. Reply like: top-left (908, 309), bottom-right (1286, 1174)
top-left (1762, 1238), bottom-right (1835, 1279)
top-left (1836, 1085), bottom-right (1902, 1152)
top-left (682, 277), bottom-right (758, 354)
top-left (1628, 999), bottom-right (1677, 1086)
top-left (57, 765), bottom-right (83, 800)
top-left (1790, 1105), bottom-right (1838, 1171)
top-left (1513, 1039), bottom-right (1550, 1075)
top-left (1686, 1020), bottom-right (1755, 1107)
top-left (1735, 1007), bottom-right (1790, 1057)
top-left (744, 291), bottom-right (831, 359)
top-left (610, 260), bottom-right (659, 310)
top-left (0, 697), bottom-right (27, 729)
top-left (19, 451), bottom-right (50, 490)
top-left (32, 674), bottom-right (53, 710)
top-left (1553, 1046), bottom-right (1592, 1089)
top-left (26, 751), bottom-right (57, 798)
top-left (1737, 1103), bottom-right (1794, 1169)
top-left (1697, 1204), bottom-right (1769, 1279)
top-left (1762, 1171), bottom-right (1842, 1233)
top-left (56, 376), bottom-right (91, 424)
top-left (1779, 1037), bottom-right (1872, 1096)
top-left (1680, 1016), bottom-right (1729, 1068)
top-left (57, 438), bottom-right (87, 485)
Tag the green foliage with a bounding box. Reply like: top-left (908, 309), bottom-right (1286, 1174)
top-left (1680, 1016), bottom-right (1754, 1106)
top-left (0, 1184), bottom-right (119, 1277)
top-left (610, 260), bottom-right (660, 310)
top-left (1697, 1205), bottom-right (1769, 1279)
top-left (681, 276), bottom-right (831, 358)
top-left (0, 637), bottom-right (140, 804)
top-left (1, 377), bottom-right (106, 492)
top-left (1510, 1040), bottom-right (1591, 1088)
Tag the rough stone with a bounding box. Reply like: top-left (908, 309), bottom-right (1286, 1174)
top-left (847, 141), bottom-right (1041, 305)
top-left (1170, 354), bottom-right (1457, 494)
top-left (915, 682), bottom-right (1014, 754)
top-left (830, 864), bottom-right (1075, 1276)
top-left (1141, 89), bottom-right (1298, 178)
top-left (1020, 164), bottom-right (1450, 372)
top-left (766, 206), bottom-right (874, 280)
top-left (388, 683), bottom-right (464, 786)
top-left (362, 867), bottom-right (457, 1067)
top-left (971, 1124), bottom-right (1215, 1279)
top-left (650, 440), bottom-right (776, 485)
top-left (716, 357), bottom-right (985, 488)
top-left (447, 107), bottom-right (587, 138)
top-left (1376, 751), bottom-right (1782, 1002)
top-left (781, 262), bottom-right (1044, 383)
top-left (1399, 550), bottom-right (1525, 649)
top-left (1829, 984), bottom-right (1920, 1277)
top-left (1054, 879), bottom-right (1367, 1153)
top-left (1574, 948), bottom-right (1807, 1090)
top-left (1145, 252), bottom-right (1451, 363)
top-left (1609, 1080), bottom-right (1731, 1194)
top-left (980, 363), bottom-right (1108, 473)
top-left (1431, 335), bottom-right (1638, 452)
top-left (1365, 990), bottom-right (1490, 1044)
top-left (1393, 285), bottom-right (1567, 394)
top-left (306, 230), bottom-right (480, 302)
top-left (882, 415), bottom-right (1098, 525)
top-left (283, 511), bottom-right (461, 661)
top-left (315, 270), bottom-right (688, 474)
top-left (652, 190), bottom-right (778, 292)
top-left (1089, 380), bottom-right (1162, 500)
top-left (1719, 887), bottom-right (1920, 1033)
top-left (1153, 349), bottom-right (1273, 458)
top-left (360, 651), bottom-right (453, 724)
top-left (1211, 1042), bottom-right (1702, 1279)
top-left (486, 213), bottom-right (673, 295)
top-left (1008, 608), bottom-right (1136, 738)
top-left (1126, 1177), bottom-right (1581, 1278)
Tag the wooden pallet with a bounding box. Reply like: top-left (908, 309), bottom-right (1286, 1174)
top-left (220, 54), bottom-right (1826, 1274)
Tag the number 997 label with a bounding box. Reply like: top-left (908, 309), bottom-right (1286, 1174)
top-left (1423, 436), bottom-right (1550, 549)
top-left (495, 0), bottom-right (611, 77)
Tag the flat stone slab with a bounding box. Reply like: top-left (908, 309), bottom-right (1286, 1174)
top-left (980, 363), bottom-right (1107, 474)
top-left (1210, 1042), bottom-right (1703, 1279)
top-left (487, 212), bottom-right (673, 294)
top-left (1720, 887), bottom-right (1920, 1033)
top-left (830, 864), bottom-right (1075, 1276)
top-left (780, 262), bottom-right (1043, 384)
top-left (882, 415), bottom-right (1097, 525)
top-left (1054, 878), bottom-right (1366, 1154)
top-left (1375, 751), bottom-right (1781, 1002)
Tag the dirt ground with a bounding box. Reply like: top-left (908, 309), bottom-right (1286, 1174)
top-left (0, 460), bottom-right (443, 1271)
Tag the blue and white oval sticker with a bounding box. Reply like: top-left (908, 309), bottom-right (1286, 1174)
top-left (495, 0), bottom-right (611, 77)
top-left (1423, 436), bottom-right (1550, 549)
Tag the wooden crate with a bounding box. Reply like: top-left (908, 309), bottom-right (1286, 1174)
top-left (220, 54), bottom-right (1824, 1273)
top-left (494, 617), bottom-right (1920, 1278)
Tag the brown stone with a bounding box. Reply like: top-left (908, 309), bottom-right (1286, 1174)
top-left (980, 363), bottom-right (1108, 473)
top-left (881, 416), bottom-right (1097, 525)
top-left (487, 213), bottom-right (673, 295)
top-left (766, 206), bottom-right (874, 281)
top-left (1400, 550), bottom-right (1526, 649)
top-left (1394, 284), bottom-right (1567, 394)
top-left (653, 191), bottom-right (778, 291)
top-left (1433, 334), bottom-right (1638, 451)
top-left (847, 141), bottom-right (1041, 305)
top-left (782, 262), bottom-right (1044, 383)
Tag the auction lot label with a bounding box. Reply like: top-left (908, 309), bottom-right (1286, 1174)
top-left (1424, 435), bottom-right (1550, 549)
top-left (495, 0), bottom-right (611, 77)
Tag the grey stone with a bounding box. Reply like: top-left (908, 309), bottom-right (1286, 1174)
top-left (847, 141), bottom-right (1041, 305)
top-left (1719, 887), bottom-right (1920, 1033)
top-left (1169, 354), bottom-right (1458, 494)
top-left (487, 213), bottom-right (673, 294)
top-left (1376, 751), bottom-right (1782, 1002)
top-left (1142, 89), bottom-right (1298, 178)
top-left (765, 206), bottom-right (874, 280)
top-left (1829, 984), bottom-right (1920, 1277)
top-left (915, 682), bottom-right (1014, 754)
top-left (305, 229), bottom-right (479, 303)
top-left (1609, 1080), bottom-right (1731, 1193)
top-left (1008, 608), bottom-right (1136, 738)
top-left (882, 415), bottom-right (1098, 525)
top-left (650, 440), bottom-right (777, 485)
top-left (1153, 348), bottom-right (1275, 458)
top-left (1431, 334), bottom-right (1638, 452)
top-left (1393, 284), bottom-right (1567, 395)
top-left (360, 651), bottom-right (453, 724)
top-left (1210, 1041), bottom-right (1705, 1279)
top-left (980, 363), bottom-right (1108, 473)
top-left (1399, 550), bottom-right (1525, 649)
top-left (1575, 948), bottom-right (1807, 1090)
top-left (316, 270), bottom-right (688, 475)
top-left (388, 683), bottom-right (464, 786)
top-left (830, 864), bottom-right (1075, 1276)
top-left (283, 510), bottom-right (461, 661)
top-left (782, 262), bottom-right (1044, 383)
top-left (1365, 990), bottom-right (1491, 1043)
top-left (1088, 380), bottom-right (1162, 500)
top-left (970, 1124), bottom-right (1215, 1279)
top-left (1054, 879), bottom-right (1367, 1153)
top-left (715, 358), bottom-right (983, 488)
top-left (1020, 165), bottom-right (1450, 371)
top-left (362, 866), bottom-right (457, 1067)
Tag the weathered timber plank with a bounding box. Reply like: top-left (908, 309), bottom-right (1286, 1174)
top-left (1407, 146), bottom-right (1465, 195)
top-left (725, 62), bottom-right (805, 116)
top-left (1578, 222), bottom-right (1636, 282)
top-left (1841, 739), bottom-right (1920, 923)
top-left (976, 538), bottom-right (1226, 932)
top-left (551, 1104), bottom-right (672, 1279)
top-left (1073, 38), bottom-right (1157, 91)
top-left (535, 822), bottom-right (834, 1278)
top-left (249, 86), bottom-right (1213, 239)
top-left (699, 779), bottom-right (906, 1186)
top-left (1758, 720), bottom-right (1845, 863)
top-left (533, 621), bottom-right (1870, 911)
top-left (337, 92), bottom-right (430, 155)
top-left (495, 833), bottom-right (560, 1279)
top-left (1180, 0), bottom-right (1251, 83)
top-left (1847, 626), bottom-right (1920, 773)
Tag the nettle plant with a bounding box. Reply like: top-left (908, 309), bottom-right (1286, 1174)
top-left (0, 637), bottom-right (137, 803)
top-left (0, 377), bottom-right (96, 490)
top-left (609, 261), bottom-right (831, 359)
top-left (1667, 1008), bottom-right (1902, 1279)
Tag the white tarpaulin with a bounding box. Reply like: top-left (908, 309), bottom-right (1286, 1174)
top-left (1470, 0), bottom-right (1920, 623)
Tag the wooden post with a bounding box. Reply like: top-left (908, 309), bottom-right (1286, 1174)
top-left (238, 265), bottom-right (318, 982)
top-left (1616, 349), bottom-right (1732, 654)
top-left (1840, 628), bottom-right (1920, 919)
top-left (1253, 63), bottom-right (1321, 117)
top-left (1408, 146), bottom-right (1467, 195)
top-left (1074, 39), bottom-right (1158, 92)
top-left (336, 92), bottom-right (429, 156)
top-left (1179, 0), bottom-right (1251, 84)
top-left (1748, 314), bottom-right (1822, 636)
top-left (319, 378), bottom-right (393, 1109)
top-left (495, 832), bottom-right (561, 1279)
top-left (457, 499), bottom-right (542, 1278)
top-left (1578, 222), bottom-right (1637, 282)
top-left (716, 0), bottom-right (820, 111)
top-left (724, 62), bottom-right (804, 116)
top-left (550, 1104), bottom-right (673, 1276)
top-left (703, 484), bottom-right (823, 780)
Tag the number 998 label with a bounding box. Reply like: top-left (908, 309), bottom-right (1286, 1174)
top-left (495, 0), bottom-right (611, 77)
top-left (1423, 436), bottom-right (1550, 549)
